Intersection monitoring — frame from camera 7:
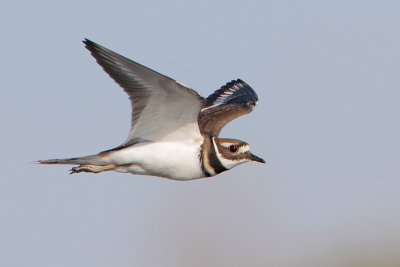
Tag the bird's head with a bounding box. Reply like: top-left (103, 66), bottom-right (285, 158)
top-left (212, 137), bottom-right (265, 170)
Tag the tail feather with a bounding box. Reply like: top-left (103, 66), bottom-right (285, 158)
top-left (38, 154), bottom-right (107, 165)
top-left (38, 158), bottom-right (81, 165)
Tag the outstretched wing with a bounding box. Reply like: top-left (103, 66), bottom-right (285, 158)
top-left (198, 79), bottom-right (259, 136)
top-left (83, 39), bottom-right (205, 144)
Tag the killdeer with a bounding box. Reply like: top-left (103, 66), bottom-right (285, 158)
top-left (39, 39), bottom-right (265, 180)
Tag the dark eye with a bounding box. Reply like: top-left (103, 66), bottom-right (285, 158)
top-left (229, 145), bottom-right (238, 153)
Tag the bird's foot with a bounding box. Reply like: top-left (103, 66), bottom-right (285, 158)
top-left (69, 164), bottom-right (115, 174)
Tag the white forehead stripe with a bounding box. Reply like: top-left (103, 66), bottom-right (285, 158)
top-left (238, 145), bottom-right (250, 154)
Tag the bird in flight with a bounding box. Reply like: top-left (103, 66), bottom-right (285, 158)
top-left (39, 39), bottom-right (265, 180)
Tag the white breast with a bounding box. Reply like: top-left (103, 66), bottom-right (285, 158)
top-left (106, 137), bottom-right (205, 180)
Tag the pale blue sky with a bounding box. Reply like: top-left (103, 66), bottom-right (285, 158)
top-left (1, 1), bottom-right (400, 266)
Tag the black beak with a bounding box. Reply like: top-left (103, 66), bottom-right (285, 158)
top-left (250, 153), bottom-right (266, 163)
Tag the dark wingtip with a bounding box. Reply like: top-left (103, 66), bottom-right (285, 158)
top-left (205, 79), bottom-right (259, 108)
top-left (82, 38), bottom-right (92, 45)
top-left (82, 38), bottom-right (96, 49)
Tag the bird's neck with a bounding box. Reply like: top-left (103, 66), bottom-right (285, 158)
top-left (200, 136), bottom-right (228, 177)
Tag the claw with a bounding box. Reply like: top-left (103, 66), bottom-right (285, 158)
top-left (70, 167), bottom-right (78, 174)
top-left (68, 164), bottom-right (115, 174)
top-left (69, 165), bottom-right (91, 174)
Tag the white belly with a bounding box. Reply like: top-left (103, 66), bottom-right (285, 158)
top-left (106, 139), bottom-right (205, 180)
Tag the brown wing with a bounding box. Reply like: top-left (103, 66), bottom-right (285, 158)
top-left (198, 79), bottom-right (259, 136)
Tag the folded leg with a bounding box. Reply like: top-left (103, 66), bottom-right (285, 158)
top-left (70, 164), bottom-right (116, 174)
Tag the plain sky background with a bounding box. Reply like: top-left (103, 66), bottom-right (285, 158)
top-left (1, 1), bottom-right (400, 266)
